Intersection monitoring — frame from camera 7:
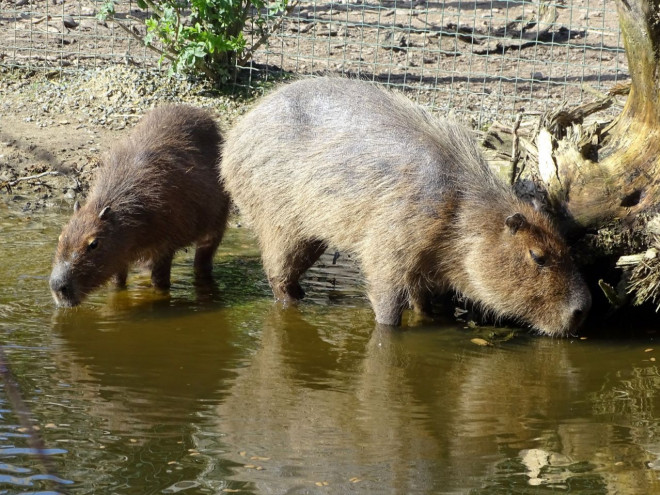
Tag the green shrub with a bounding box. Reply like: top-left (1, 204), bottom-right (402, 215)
top-left (98, 0), bottom-right (290, 81)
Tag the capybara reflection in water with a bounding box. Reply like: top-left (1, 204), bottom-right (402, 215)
top-left (50, 104), bottom-right (229, 307)
top-left (221, 77), bottom-right (592, 336)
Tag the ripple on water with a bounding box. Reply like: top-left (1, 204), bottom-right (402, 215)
top-left (0, 407), bottom-right (74, 490)
top-left (0, 472), bottom-right (73, 487)
top-left (0, 441), bottom-right (74, 491)
top-left (5, 202), bottom-right (660, 494)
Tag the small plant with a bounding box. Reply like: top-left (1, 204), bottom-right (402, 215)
top-left (98, 0), bottom-right (291, 81)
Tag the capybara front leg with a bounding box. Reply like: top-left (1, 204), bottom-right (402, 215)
top-left (266, 239), bottom-right (327, 303)
top-left (194, 235), bottom-right (222, 282)
top-left (367, 279), bottom-right (407, 326)
top-left (113, 266), bottom-right (128, 288)
top-left (151, 250), bottom-right (175, 290)
top-left (269, 278), bottom-right (305, 302)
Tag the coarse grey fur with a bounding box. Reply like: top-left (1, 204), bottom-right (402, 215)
top-left (221, 77), bottom-right (591, 335)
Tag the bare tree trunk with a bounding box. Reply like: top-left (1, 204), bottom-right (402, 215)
top-left (556, 0), bottom-right (660, 226)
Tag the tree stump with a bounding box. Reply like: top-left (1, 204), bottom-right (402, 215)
top-left (482, 0), bottom-right (660, 327)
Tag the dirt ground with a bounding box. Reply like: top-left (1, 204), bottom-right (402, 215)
top-left (0, 0), bottom-right (628, 209)
top-left (0, 66), bottom-right (251, 211)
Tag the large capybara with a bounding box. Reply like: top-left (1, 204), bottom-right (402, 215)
top-left (220, 77), bottom-right (592, 336)
top-left (50, 104), bottom-right (229, 307)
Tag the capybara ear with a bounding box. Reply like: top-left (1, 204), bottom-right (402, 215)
top-left (99, 206), bottom-right (112, 220)
top-left (74, 200), bottom-right (81, 212)
top-left (505, 212), bottom-right (527, 234)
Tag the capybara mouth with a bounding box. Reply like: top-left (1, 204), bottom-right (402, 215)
top-left (537, 324), bottom-right (571, 338)
top-left (53, 292), bottom-right (80, 308)
top-left (535, 306), bottom-right (590, 337)
top-left (50, 288), bottom-right (82, 308)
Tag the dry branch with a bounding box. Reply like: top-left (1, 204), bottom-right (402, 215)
top-left (509, 113), bottom-right (523, 185)
top-left (105, 14), bottom-right (176, 64)
top-left (0, 171), bottom-right (62, 193)
top-left (454, 1), bottom-right (561, 55)
top-left (238, 0), bottom-right (300, 66)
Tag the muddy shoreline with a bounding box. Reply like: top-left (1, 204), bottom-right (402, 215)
top-left (0, 65), bottom-right (255, 212)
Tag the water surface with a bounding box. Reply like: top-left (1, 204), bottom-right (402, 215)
top-left (0, 201), bottom-right (659, 494)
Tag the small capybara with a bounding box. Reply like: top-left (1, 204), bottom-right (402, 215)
top-left (220, 77), bottom-right (592, 336)
top-left (50, 104), bottom-right (229, 307)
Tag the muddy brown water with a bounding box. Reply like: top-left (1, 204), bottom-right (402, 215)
top-left (1, 202), bottom-right (660, 494)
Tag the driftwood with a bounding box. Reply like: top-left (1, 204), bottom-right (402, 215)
top-left (448, 1), bottom-right (562, 55)
top-left (482, 14), bottom-right (660, 321)
top-left (0, 170), bottom-right (62, 193)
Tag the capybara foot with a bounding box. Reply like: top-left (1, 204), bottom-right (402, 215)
top-left (151, 254), bottom-right (173, 291)
top-left (194, 270), bottom-right (214, 286)
top-left (374, 311), bottom-right (403, 327)
top-left (369, 283), bottom-right (406, 326)
top-left (373, 299), bottom-right (404, 326)
top-left (408, 310), bottom-right (435, 326)
top-left (410, 293), bottom-right (434, 318)
top-left (271, 280), bottom-right (305, 302)
top-left (113, 268), bottom-right (128, 289)
top-left (194, 241), bottom-right (220, 281)
top-left (152, 278), bottom-right (171, 292)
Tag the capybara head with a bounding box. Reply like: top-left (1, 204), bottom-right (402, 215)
top-left (458, 207), bottom-right (591, 336)
top-left (50, 201), bottom-right (123, 307)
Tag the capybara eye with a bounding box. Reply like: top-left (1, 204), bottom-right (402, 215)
top-left (87, 239), bottom-right (99, 251)
top-left (529, 249), bottom-right (546, 266)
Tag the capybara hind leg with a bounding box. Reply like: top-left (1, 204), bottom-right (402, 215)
top-left (266, 239), bottom-right (327, 302)
top-left (113, 266), bottom-right (128, 288)
top-left (194, 235), bottom-right (222, 282)
top-left (151, 250), bottom-right (175, 290)
top-left (367, 279), bottom-right (407, 326)
top-left (409, 287), bottom-right (433, 318)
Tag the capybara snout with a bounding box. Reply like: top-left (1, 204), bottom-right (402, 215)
top-left (50, 261), bottom-right (76, 307)
top-left (50, 104), bottom-right (229, 307)
top-left (221, 77), bottom-right (591, 336)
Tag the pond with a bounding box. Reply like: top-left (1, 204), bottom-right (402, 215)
top-left (1, 201), bottom-right (660, 494)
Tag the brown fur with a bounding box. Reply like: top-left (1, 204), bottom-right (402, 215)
top-left (49, 104), bottom-right (229, 307)
top-left (221, 77), bottom-right (591, 336)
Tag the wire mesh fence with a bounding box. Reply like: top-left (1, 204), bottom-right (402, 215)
top-left (0, 0), bottom-right (627, 125)
top-left (0, 0), bottom-right (163, 74)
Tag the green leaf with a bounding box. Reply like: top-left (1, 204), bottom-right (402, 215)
top-left (96, 0), bottom-right (116, 21)
top-left (127, 0), bottom-right (288, 79)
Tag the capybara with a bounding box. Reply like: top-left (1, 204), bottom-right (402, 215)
top-left (221, 78), bottom-right (593, 336)
top-left (49, 104), bottom-right (229, 307)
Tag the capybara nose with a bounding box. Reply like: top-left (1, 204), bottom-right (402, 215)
top-left (49, 262), bottom-right (76, 305)
top-left (50, 278), bottom-right (70, 297)
top-left (569, 298), bottom-right (591, 331)
top-left (571, 308), bottom-right (585, 328)
top-left (50, 274), bottom-right (72, 300)
top-left (567, 279), bottom-right (592, 332)
top-left (49, 265), bottom-right (66, 292)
